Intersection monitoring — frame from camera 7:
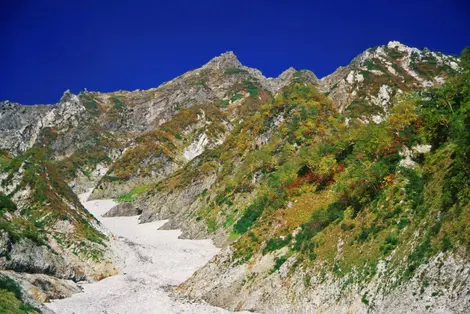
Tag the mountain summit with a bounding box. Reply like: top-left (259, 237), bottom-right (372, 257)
top-left (203, 51), bottom-right (243, 70)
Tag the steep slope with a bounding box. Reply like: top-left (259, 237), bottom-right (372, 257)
top-left (173, 49), bottom-right (469, 313)
top-left (89, 53), bottom-right (320, 199)
top-left (116, 44), bottom-right (468, 313)
top-left (0, 148), bottom-right (116, 311)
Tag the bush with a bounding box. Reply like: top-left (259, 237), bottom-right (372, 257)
top-left (263, 234), bottom-right (292, 254)
top-left (380, 233), bottom-right (398, 255)
top-left (0, 275), bottom-right (22, 300)
top-left (233, 195), bottom-right (268, 234)
top-left (231, 93), bottom-right (243, 102)
top-left (0, 274), bottom-right (41, 313)
top-left (271, 255), bottom-right (288, 273)
top-left (0, 193), bottom-right (17, 213)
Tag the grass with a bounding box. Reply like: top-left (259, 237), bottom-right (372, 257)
top-left (271, 255), bottom-right (288, 273)
top-left (224, 68), bottom-right (247, 75)
top-left (0, 275), bottom-right (41, 313)
top-left (116, 183), bottom-right (152, 202)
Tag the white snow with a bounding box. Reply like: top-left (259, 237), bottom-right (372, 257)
top-left (47, 193), bottom-right (248, 314)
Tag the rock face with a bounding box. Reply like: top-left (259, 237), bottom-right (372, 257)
top-left (320, 41), bottom-right (459, 120)
top-left (178, 251), bottom-right (470, 314)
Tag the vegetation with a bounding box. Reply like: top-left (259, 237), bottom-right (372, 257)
top-left (0, 192), bottom-right (17, 213)
top-left (0, 44), bottom-right (466, 310)
top-left (0, 147), bottom-right (107, 258)
top-left (153, 47), bottom-right (470, 294)
top-left (224, 68), bottom-right (247, 75)
top-left (0, 274), bottom-right (41, 313)
top-left (117, 183), bottom-right (152, 202)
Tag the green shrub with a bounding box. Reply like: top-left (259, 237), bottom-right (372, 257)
top-left (112, 96), bottom-right (125, 109)
top-left (234, 195), bottom-right (268, 234)
top-left (263, 234), bottom-right (292, 254)
top-left (244, 80), bottom-right (259, 96)
top-left (361, 293), bottom-right (369, 305)
top-left (0, 275), bottom-right (42, 313)
top-left (0, 275), bottom-right (22, 300)
top-left (271, 255), bottom-right (288, 273)
top-left (219, 100), bottom-right (230, 107)
top-left (380, 233), bottom-right (398, 255)
top-left (0, 193), bottom-right (17, 213)
top-left (224, 68), bottom-right (246, 75)
top-left (231, 93), bottom-right (243, 102)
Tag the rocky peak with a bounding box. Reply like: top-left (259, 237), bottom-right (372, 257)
top-left (202, 51), bottom-right (242, 70)
top-left (321, 41), bottom-right (460, 116)
top-left (0, 100), bottom-right (15, 110)
top-left (59, 89), bottom-right (75, 102)
top-left (278, 67), bottom-right (297, 80)
top-left (387, 40), bottom-right (409, 51)
top-left (263, 68), bottom-right (319, 93)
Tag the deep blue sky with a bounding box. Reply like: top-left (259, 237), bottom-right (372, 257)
top-left (1, 0), bottom-right (469, 104)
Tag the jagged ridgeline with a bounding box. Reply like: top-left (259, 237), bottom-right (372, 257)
top-left (0, 42), bottom-right (469, 313)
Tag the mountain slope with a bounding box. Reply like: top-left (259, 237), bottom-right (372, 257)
top-left (0, 42), bottom-right (467, 313)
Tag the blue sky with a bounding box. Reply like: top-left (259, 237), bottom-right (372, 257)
top-left (1, 0), bottom-right (469, 104)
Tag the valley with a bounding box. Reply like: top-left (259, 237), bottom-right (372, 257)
top-left (1, 41), bottom-right (469, 313)
top-left (46, 192), bottom-right (247, 314)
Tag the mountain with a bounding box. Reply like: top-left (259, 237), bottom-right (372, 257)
top-left (1, 41), bottom-right (468, 313)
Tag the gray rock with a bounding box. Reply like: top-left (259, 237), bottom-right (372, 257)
top-left (103, 202), bottom-right (142, 217)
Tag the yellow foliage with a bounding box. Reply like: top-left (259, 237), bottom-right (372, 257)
top-left (282, 190), bottom-right (334, 228)
top-left (387, 98), bottom-right (419, 131)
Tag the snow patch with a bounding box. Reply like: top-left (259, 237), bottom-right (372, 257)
top-left (47, 195), bottom-right (244, 314)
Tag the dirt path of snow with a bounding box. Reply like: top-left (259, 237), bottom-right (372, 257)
top-left (46, 193), bottom-right (245, 314)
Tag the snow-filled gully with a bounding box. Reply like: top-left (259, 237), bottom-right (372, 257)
top-left (46, 193), bottom-right (245, 314)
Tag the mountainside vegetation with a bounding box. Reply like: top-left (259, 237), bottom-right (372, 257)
top-left (0, 42), bottom-right (468, 313)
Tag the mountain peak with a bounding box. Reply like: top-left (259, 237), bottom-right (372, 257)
top-left (203, 51), bottom-right (242, 70)
top-left (278, 67), bottom-right (297, 79)
top-left (387, 40), bottom-right (410, 51)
